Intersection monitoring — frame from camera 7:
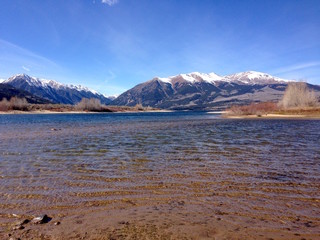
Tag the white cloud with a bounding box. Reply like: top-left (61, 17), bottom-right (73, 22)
top-left (273, 61), bottom-right (320, 75)
top-left (22, 65), bottom-right (30, 72)
top-left (101, 0), bottom-right (119, 6)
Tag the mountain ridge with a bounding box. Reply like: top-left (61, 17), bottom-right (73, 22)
top-left (2, 74), bottom-right (112, 105)
top-left (111, 71), bottom-right (319, 110)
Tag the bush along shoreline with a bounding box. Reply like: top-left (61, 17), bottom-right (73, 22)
top-left (224, 82), bottom-right (320, 118)
top-left (0, 97), bottom-right (159, 113)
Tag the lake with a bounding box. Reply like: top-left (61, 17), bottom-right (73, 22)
top-left (0, 112), bottom-right (319, 239)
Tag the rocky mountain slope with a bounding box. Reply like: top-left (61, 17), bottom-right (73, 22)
top-left (112, 71), bottom-right (320, 110)
top-left (2, 74), bottom-right (112, 105)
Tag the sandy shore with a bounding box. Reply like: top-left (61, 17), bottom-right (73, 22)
top-left (224, 113), bottom-right (320, 119)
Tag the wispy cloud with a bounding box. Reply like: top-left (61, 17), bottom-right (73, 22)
top-left (0, 38), bottom-right (63, 79)
top-left (104, 70), bottom-right (116, 82)
top-left (22, 65), bottom-right (30, 72)
top-left (101, 0), bottom-right (119, 6)
top-left (273, 61), bottom-right (320, 75)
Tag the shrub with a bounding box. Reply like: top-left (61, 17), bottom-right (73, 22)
top-left (75, 98), bottom-right (104, 111)
top-left (133, 103), bottom-right (144, 111)
top-left (279, 82), bottom-right (318, 109)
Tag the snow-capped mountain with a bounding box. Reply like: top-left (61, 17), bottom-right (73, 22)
top-left (3, 74), bottom-right (112, 105)
top-left (155, 71), bottom-right (289, 85)
top-left (112, 71), bottom-right (319, 110)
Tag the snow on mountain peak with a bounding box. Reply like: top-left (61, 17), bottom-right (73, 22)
top-left (225, 71), bottom-right (289, 84)
top-left (5, 74), bottom-right (101, 95)
top-left (156, 70), bottom-right (290, 85)
top-left (157, 72), bottom-right (223, 84)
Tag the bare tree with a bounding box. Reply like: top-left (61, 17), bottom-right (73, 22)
top-left (279, 82), bottom-right (318, 109)
top-left (0, 98), bottom-right (10, 111)
top-left (10, 97), bottom-right (29, 110)
top-left (0, 97), bottom-right (29, 111)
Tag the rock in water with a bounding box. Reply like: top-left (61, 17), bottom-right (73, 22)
top-left (32, 214), bottom-right (51, 224)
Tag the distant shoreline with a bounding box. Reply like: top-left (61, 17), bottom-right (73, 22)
top-left (0, 109), bottom-right (173, 115)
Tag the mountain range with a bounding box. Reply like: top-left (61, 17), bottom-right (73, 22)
top-left (113, 71), bottom-right (320, 110)
top-left (0, 74), bottom-right (112, 105)
top-left (1, 71), bottom-right (320, 110)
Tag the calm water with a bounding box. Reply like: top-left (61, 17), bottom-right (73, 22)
top-left (0, 112), bottom-right (319, 235)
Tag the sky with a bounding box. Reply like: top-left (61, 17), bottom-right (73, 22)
top-left (0, 0), bottom-right (319, 96)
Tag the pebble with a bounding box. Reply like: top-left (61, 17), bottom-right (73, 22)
top-left (54, 221), bottom-right (61, 225)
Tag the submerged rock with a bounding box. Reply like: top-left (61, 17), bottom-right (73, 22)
top-left (12, 218), bottom-right (29, 231)
top-left (16, 219), bottom-right (30, 225)
top-left (12, 225), bottom-right (24, 230)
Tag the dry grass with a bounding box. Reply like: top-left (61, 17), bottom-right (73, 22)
top-left (275, 107), bottom-right (320, 116)
top-left (225, 102), bottom-right (279, 116)
top-left (225, 102), bottom-right (320, 117)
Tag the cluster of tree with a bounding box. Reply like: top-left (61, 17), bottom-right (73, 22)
top-left (0, 97), bottom-right (29, 111)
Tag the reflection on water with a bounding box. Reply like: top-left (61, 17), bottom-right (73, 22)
top-left (0, 112), bottom-right (319, 235)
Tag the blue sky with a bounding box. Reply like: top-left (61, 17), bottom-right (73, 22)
top-left (0, 0), bottom-right (319, 95)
